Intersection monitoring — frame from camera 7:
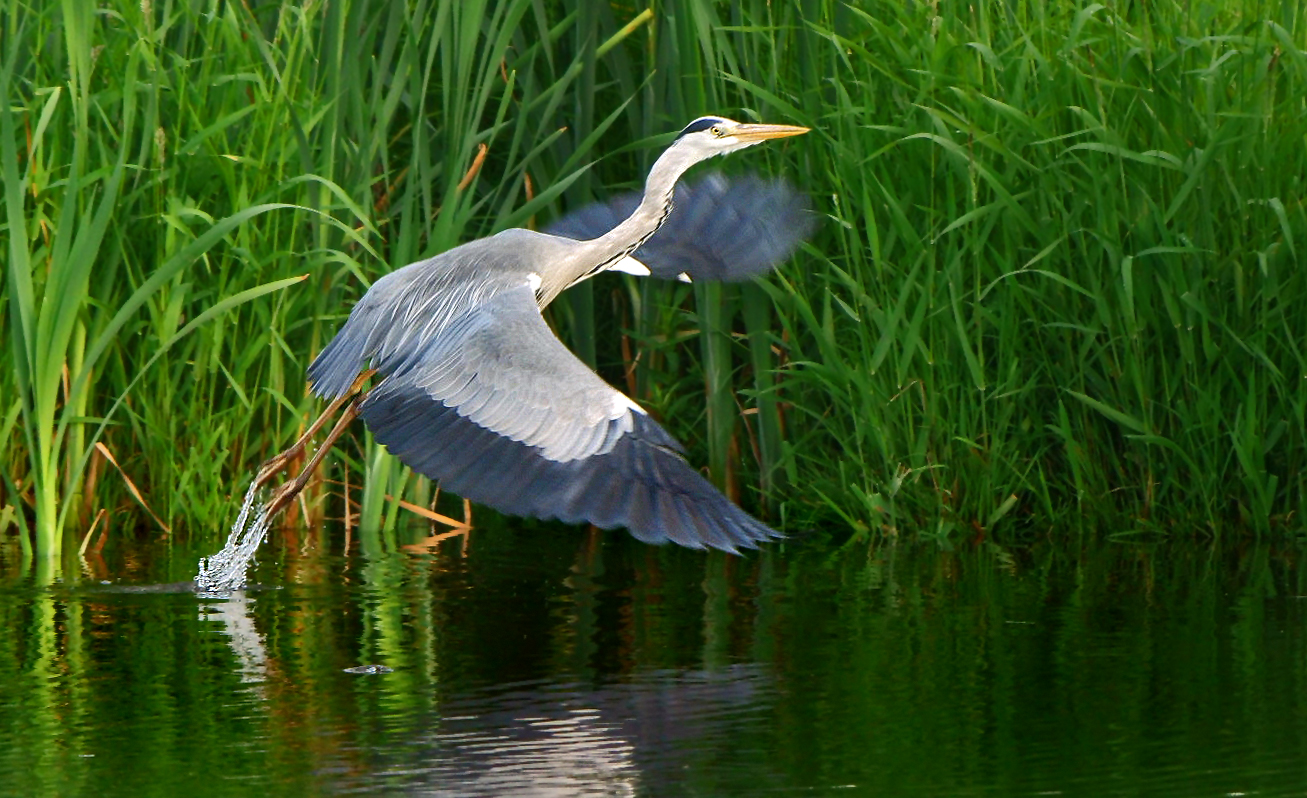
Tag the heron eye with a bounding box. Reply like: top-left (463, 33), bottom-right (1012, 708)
top-left (710, 125), bottom-right (723, 137)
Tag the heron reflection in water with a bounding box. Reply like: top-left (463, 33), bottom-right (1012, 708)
top-left (255, 116), bottom-right (812, 552)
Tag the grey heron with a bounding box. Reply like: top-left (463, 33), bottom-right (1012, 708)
top-left (255, 116), bottom-right (811, 552)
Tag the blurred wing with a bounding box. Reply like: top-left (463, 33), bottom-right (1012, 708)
top-left (546, 173), bottom-right (814, 282)
top-left (359, 284), bottom-right (779, 551)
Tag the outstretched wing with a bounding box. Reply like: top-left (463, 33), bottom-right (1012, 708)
top-left (546, 173), bottom-right (814, 282)
top-left (356, 283), bottom-right (779, 552)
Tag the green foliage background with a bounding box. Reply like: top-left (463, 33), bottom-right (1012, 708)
top-left (2, 0), bottom-right (1305, 561)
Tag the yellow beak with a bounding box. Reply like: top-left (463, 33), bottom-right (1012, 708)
top-left (729, 123), bottom-right (810, 142)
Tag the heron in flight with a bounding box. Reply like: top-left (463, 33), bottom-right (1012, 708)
top-left (255, 116), bottom-right (811, 552)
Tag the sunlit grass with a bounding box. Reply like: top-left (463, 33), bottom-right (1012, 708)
top-left (1, 0), bottom-right (1304, 563)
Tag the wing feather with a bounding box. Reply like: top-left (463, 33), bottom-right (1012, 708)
top-left (350, 285), bottom-right (777, 551)
top-left (308, 234), bottom-right (781, 551)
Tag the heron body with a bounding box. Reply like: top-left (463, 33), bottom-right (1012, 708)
top-left (303, 117), bottom-right (810, 552)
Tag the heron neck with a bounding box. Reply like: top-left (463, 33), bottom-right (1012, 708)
top-left (567, 143), bottom-right (698, 285)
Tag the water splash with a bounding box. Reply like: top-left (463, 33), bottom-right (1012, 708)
top-left (195, 481), bottom-right (273, 592)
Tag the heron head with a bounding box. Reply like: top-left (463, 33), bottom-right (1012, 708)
top-left (673, 116), bottom-right (809, 158)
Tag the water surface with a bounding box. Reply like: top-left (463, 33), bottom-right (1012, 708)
top-left (1, 526), bottom-right (1304, 796)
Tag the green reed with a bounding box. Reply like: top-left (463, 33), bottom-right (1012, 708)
top-left (769, 0), bottom-right (1306, 536)
top-left (1, 0), bottom-right (1304, 564)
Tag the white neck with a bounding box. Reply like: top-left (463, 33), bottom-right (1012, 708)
top-left (545, 142), bottom-right (705, 303)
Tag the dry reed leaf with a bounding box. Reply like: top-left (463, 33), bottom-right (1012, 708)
top-left (94, 442), bottom-right (172, 533)
top-left (385, 494), bottom-right (470, 529)
top-left (79, 507), bottom-right (109, 557)
top-left (456, 143), bottom-right (488, 191)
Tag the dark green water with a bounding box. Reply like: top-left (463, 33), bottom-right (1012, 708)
top-left (1, 526), bottom-right (1305, 797)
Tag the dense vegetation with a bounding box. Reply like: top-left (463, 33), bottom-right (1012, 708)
top-left (3, 0), bottom-right (1305, 565)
